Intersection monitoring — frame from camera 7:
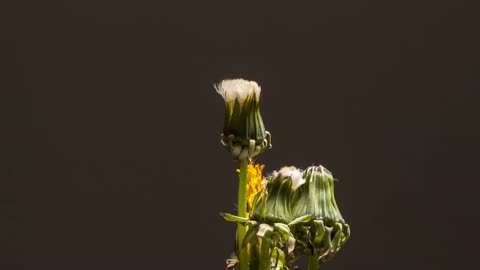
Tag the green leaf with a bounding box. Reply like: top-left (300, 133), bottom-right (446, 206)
top-left (220, 213), bottom-right (250, 223)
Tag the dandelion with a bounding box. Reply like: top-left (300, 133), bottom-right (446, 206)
top-left (215, 79), bottom-right (271, 161)
top-left (215, 79), bottom-right (350, 270)
top-left (215, 79), bottom-right (272, 270)
top-left (292, 165), bottom-right (344, 224)
top-left (291, 165), bottom-right (350, 266)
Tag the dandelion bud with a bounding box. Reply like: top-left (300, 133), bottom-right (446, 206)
top-left (250, 166), bottom-right (303, 224)
top-left (291, 165), bottom-right (350, 263)
top-left (292, 166), bottom-right (344, 223)
top-left (215, 79), bottom-right (271, 160)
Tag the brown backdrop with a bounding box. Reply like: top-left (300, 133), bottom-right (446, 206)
top-left (1, 1), bottom-right (479, 269)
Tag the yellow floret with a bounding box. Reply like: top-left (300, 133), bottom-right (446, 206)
top-left (246, 162), bottom-right (265, 210)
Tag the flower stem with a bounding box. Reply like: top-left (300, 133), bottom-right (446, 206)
top-left (238, 159), bottom-right (249, 270)
top-left (308, 256), bottom-right (319, 270)
top-left (258, 238), bottom-right (271, 270)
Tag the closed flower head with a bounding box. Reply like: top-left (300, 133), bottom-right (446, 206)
top-left (250, 167), bottom-right (298, 224)
top-left (292, 165), bottom-right (344, 224)
top-left (215, 79), bottom-right (271, 161)
top-left (291, 165), bottom-right (350, 263)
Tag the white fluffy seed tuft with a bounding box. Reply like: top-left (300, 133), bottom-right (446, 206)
top-left (276, 166), bottom-right (305, 191)
top-left (214, 79), bottom-right (261, 104)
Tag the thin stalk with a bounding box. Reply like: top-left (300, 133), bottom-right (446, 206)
top-left (308, 255), bottom-right (319, 270)
top-left (258, 238), bottom-right (271, 270)
top-left (238, 159), bottom-right (249, 270)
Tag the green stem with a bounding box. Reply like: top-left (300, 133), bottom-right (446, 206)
top-left (308, 255), bottom-right (319, 270)
top-left (238, 159), bottom-right (249, 270)
top-left (258, 238), bottom-right (271, 270)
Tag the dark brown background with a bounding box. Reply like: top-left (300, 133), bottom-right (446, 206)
top-left (1, 1), bottom-right (479, 269)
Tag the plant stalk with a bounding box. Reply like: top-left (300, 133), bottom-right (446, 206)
top-left (238, 159), bottom-right (249, 270)
top-left (258, 238), bottom-right (271, 270)
top-left (308, 255), bottom-right (319, 270)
